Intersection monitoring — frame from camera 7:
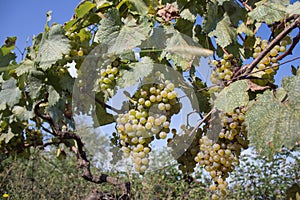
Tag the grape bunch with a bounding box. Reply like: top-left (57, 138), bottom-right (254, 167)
top-left (251, 36), bottom-right (291, 84)
top-left (98, 64), bottom-right (119, 92)
top-left (116, 78), bottom-right (181, 173)
top-left (210, 54), bottom-right (238, 85)
top-left (194, 107), bottom-right (248, 199)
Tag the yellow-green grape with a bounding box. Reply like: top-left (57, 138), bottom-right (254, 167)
top-left (195, 107), bottom-right (249, 196)
top-left (252, 35), bottom-right (290, 85)
top-left (115, 76), bottom-right (180, 173)
top-left (77, 48), bottom-right (84, 57)
top-left (210, 54), bottom-right (236, 85)
top-left (98, 64), bottom-right (119, 93)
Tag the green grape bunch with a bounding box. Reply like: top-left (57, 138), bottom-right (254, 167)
top-left (210, 54), bottom-right (239, 85)
top-left (115, 76), bottom-right (182, 173)
top-left (251, 35), bottom-right (292, 85)
top-left (98, 64), bottom-right (119, 91)
top-left (194, 107), bottom-right (249, 199)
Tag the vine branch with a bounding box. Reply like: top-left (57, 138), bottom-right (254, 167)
top-left (234, 14), bottom-right (300, 80)
top-left (34, 99), bottom-right (130, 199)
top-left (277, 28), bottom-right (300, 61)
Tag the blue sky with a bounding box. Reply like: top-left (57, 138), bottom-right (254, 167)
top-left (0, 0), bottom-right (80, 57)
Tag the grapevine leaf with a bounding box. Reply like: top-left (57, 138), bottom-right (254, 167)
top-left (48, 86), bottom-right (60, 107)
top-left (208, 14), bottom-right (236, 48)
top-left (27, 75), bottom-right (43, 100)
top-left (202, 1), bottom-right (223, 33)
top-left (93, 92), bottom-right (114, 127)
top-left (281, 73), bottom-right (300, 110)
top-left (175, 18), bottom-right (194, 37)
top-left (287, 2), bottom-right (300, 15)
top-left (94, 9), bottom-right (151, 53)
top-left (15, 59), bottom-right (34, 76)
top-left (12, 106), bottom-right (34, 121)
top-left (223, 1), bottom-right (247, 27)
top-left (140, 27), bottom-right (167, 51)
top-left (180, 8), bottom-right (196, 22)
top-left (248, 2), bottom-right (286, 24)
top-left (275, 88), bottom-right (287, 102)
top-left (0, 37), bottom-right (17, 68)
top-left (245, 90), bottom-right (300, 156)
top-left (129, 0), bottom-right (148, 15)
top-left (163, 26), bottom-right (201, 71)
top-left (75, 1), bottom-right (96, 19)
top-left (0, 78), bottom-right (21, 110)
top-left (37, 24), bottom-right (70, 70)
top-left (117, 56), bottom-right (153, 88)
top-left (213, 80), bottom-right (249, 113)
top-left (237, 22), bottom-right (254, 36)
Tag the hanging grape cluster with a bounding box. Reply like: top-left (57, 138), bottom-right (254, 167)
top-left (194, 107), bottom-right (248, 199)
top-left (98, 63), bottom-right (120, 92)
top-left (210, 54), bottom-right (238, 85)
top-left (116, 77), bottom-right (181, 173)
top-left (251, 35), bottom-right (291, 84)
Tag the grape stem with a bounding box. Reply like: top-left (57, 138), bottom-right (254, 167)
top-left (34, 99), bottom-right (130, 199)
top-left (189, 109), bottom-right (214, 137)
top-left (233, 14), bottom-right (300, 81)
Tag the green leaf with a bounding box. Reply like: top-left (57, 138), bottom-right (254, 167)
top-left (0, 37), bottom-right (17, 68)
top-left (248, 2), bottom-right (286, 24)
top-left (27, 75), bottom-right (43, 100)
top-left (245, 90), bottom-right (300, 156)
top-left (117, 56), bottom-right (154, 88)
top-left (202, 2), bottom-right (223, 33)
top-left (237, 22), bottom-right (254, 37)
top-left (163, 26), bottom-right (202, 71)
top-left (287, 1), bottom-right (300, 15)
top-left (214, 80), bottom-right (249, 113)
top-left (12, 106), bottom-right (34, 121)
top-left (129, 0), bottom-right (148, 15)
top-left (0, 78), bottom-right (21, 110)
top-left (223, 1), bottom-right (247, 27)
top-left (208, 14), bottom-right (236, 48)
top-left (94, 9), bottom-right (151, 53)
top-left (281, 73), bottom-right (300, 110)
top-left (37, 24), bottom-right (70, 70)
top-left (93, 93), bottom-right (114, 127)
top-left (48, 86), bottom-right (60, 107)
top-left (75, 1), bottom-right (96, 19)
top-left (180, 8), bottom-right (196, 22)
top-left (15, 59), bottom-right (34, 76)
